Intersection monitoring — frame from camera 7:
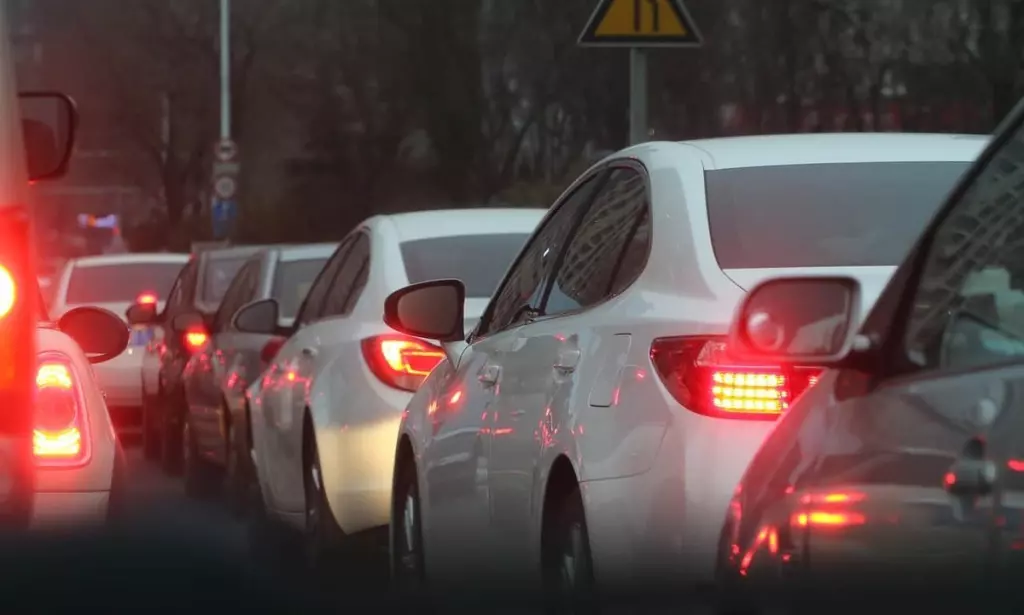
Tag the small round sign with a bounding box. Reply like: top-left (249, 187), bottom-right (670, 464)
top-left (214, 175), bottom-right (237, 200)
top-left (214, 139), bottom-right (238, 162)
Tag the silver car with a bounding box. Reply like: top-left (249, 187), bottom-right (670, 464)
top-left (181, 243), bottom-right (336, 508)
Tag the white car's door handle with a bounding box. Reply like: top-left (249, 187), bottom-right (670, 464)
top-left (554, 348), bottom-right (581, 373)
top-left (301, 347), bottom-right (318, 359)
top-left (479, 364), bottom-right (501, 386)
top-left (509, 409), bottom-right (526, 418)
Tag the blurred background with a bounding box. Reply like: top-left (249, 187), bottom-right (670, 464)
top-left (11, 0), bottom-right (1015, 254)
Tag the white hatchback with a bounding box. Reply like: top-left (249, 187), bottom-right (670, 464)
top-left (242, 208), bottom-right (545, 566)
top-left (383, 133), bottom-right (989, 600)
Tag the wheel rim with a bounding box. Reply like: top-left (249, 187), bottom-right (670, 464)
top-left (398, 490), bottom-right (419, 577)
top-left (560, 522), bottom-right (582, 596)
top-left (182, 422), bottom-right (192, 468)
top-left (305, 456), bottom-right (322, 538)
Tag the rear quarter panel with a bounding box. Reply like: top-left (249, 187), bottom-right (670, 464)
top-left (34, 327), bottom-right (117, 494)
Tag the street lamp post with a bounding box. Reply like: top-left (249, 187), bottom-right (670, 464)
top-left (219, 0), bottom-right (231, 141)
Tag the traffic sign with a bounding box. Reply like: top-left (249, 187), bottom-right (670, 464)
top-left (214, 138), bottom-right (238, 162)
top-left (211, 198), bottom-right (237, 240)
top-left (213, 175), bottom-right (237, 200)
top-left (578, 0), bottom-right (703, 47)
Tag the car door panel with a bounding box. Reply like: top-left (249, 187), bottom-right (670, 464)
top-left (422, 334), bottom-right (513, 584)
top-left (793, 370), bottom-right (1002, 591)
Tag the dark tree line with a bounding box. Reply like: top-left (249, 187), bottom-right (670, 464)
top-left (25, 0), bottom-right (1024, 249)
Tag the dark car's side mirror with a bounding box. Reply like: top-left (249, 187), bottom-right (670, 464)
top-left (19, 92), bottom-right (77, 182)
top-left (126, 302), bottom-right (158, 326)
top-left (58, 306), bottom-right (129, 364)
top-left (727, 276), bottom-right (862, 365)
top-left (232, 298), bottom-right (280, 335)
top-left (384, 279), bottom-right (466, 343)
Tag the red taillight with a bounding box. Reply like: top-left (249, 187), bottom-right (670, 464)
top-left (261, 336), bottom-right (286, 364)
top-left (0, 263), bottom-right (15, 318)
top-left (183, 329), bottom-right (208, 352)
top-left (361, 335), bottom-right (446, 392)
top-left (650, 337), bottom-right (820, 420)
top-left (34, 357), bottom-right (89, 466)
top-left (136, 292), bottom-right (157, 305)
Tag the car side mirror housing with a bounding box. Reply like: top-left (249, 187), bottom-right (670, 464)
top-left (171, 311), bottom-right (206, 334)
top-left (126, 302), bottom-right (158, 326)
top-left (232, 298), bottom-right (280, 335)
top-left (384, 279), bottom-right (466, 343)
top-left (57, 306), bottom-right (129, 364)
top-left (727, 276), bottom-right (862, 365)
top-left (19, 92), bottom-right (77, 181)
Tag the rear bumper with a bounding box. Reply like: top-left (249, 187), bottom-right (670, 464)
top-left (93, 351), bottom-right (143, 408)
top-left (31, 491), bottom-right (109, 529)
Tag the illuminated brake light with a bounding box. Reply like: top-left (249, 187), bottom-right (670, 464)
top-left (791, 510), bottom-right (865, 528)
top-left (136, 292), bottom-right (157, 305)
top-left (33, 357), bottom-right (89, 465)
top-left (184, 330), bottom-right (208, 351)
top-left (0, 264), bottom-right (15, 318)
top-left (362, 335), bottom-right (446, 392)
top-left (650, 337), bottom-right (820, 420)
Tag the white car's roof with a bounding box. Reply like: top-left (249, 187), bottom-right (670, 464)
top-left (68, 253), bottom-right (190, 267)
top-left (671, 132), bottom-right (989, 170)
top-left (278, 242), bottom-right (338, 262)
top-left (378, 208), bottom-right (547, 243)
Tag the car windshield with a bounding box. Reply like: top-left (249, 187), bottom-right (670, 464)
top-left (400, 233), bottom-right (531, 298)
top-left (202, 257), bottom-right (248, 304)
top-left (64, 262), bottom-right (184, 305)
top-left (705, 161), bottom-right (972, 269)
top-left (271, 257), bottom-right (329, 319)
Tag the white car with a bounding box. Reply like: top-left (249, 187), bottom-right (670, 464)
top-left (49, 253), bottom-right (189, 438)
top-left (33, 288), bottom-right (131, 528)
top-left (382, 133), bottom-right (989, 599)
top-left (241, 208), bottom-right (545, 566)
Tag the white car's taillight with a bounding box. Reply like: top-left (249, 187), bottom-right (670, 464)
top-left (34, 355), bottom-right (89, 467)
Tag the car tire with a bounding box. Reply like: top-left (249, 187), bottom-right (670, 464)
top-left (302, 424), bottom-right (342, 572)
top-left (542, 483), bottom-right (598, 615)
top-left (391, 459), bottom-right (427, 596)
top-left (141, 394), bottom-right (161, 461)
top-left (223, 412), bottom-right (253, 518)
top-left (183, 420), bottom-right (222, 499)
top-left (159, 390), bottom-right (184, 476)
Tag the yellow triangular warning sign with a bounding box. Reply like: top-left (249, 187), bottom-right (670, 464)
top-left (578, 0), bottom-right (703, 47)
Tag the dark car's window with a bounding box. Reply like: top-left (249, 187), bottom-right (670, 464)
top-left (401, 233), bottom-right (531, 299)
top-left (272, 258), bottom-right (329, 320)
top-left (215, 259), bottom-right (261, 331)
top-left (64, 262), bottom-right (185, 305)
top-left (907, 126), bottom-right (1024, 370)
top-left (202, 257), bottom-right (248, 304)
top-left (706, 161), bottom-right (971, 269)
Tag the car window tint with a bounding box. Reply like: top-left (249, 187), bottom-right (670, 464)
top-left (706, 161), bottom-right (971, 269)
top-left (323, 234), bottom-right (369, 318)
top-left (480, 174), bottom-right (601, 336)
top-left (272, 258), bottom-right (330, 320)
top-left (202, 256), bottom-right (249, 304)
top-left (296, 239), bottom-right (353, 326)
top-left (906, 125), bottom-right (1024, 371)
top-left (64, 262), bottom-right (184, 305)
top-left (544, 167), bottom-right (649, 316)
top-left (215, 259), bottom-right (260, 330)
top-left (400, 233), bottom-right (531, 299)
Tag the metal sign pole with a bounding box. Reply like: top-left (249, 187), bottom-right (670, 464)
top-left (629, 48), bottom-right (648, 145)
top-left (219, 0), bottom-right (231, 141)
top-left (578, 0), bottom-right (703, 146)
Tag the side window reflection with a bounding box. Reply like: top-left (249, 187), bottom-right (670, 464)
top-left (906, 126), bottom-right (1024, 369)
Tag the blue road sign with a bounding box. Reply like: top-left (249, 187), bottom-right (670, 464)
top-left (211, 198), bottom-right (237, 239)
